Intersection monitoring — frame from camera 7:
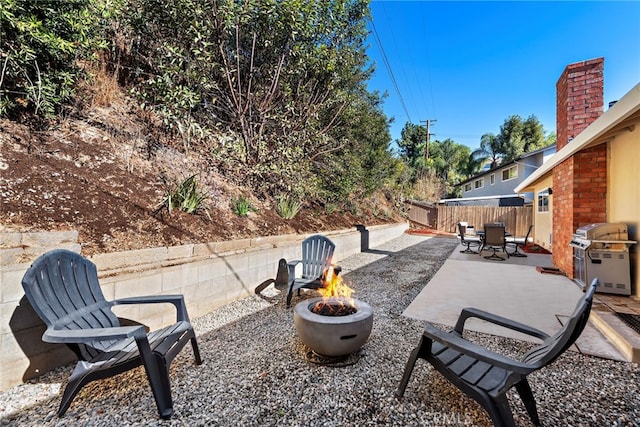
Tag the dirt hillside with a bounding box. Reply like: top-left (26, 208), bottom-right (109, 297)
top-left (0, 96), bottom-right (403, 255)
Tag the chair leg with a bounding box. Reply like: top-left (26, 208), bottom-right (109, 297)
top-left (190, 336), bottom-right (203, 365)
top-left (515, 379), bottom-right (541, 425)
top-left (286, 284), bottom-right (294, 308)
top-left (507, 243), bottom-right (527, 257)
top-left (483, 394), bottom-right (517, 427)
top-left (395, 346), bottom-right (421, 399)
top-left (460, 242), bottom-right (478, 254)
top-left (137, 337), bottom-right (174, 419)
top-left (395, 336), bottom-right (432, 399)
top-left (484, 248), bottom-right (506, 261)
top-left (57, 361), bottom-right (93, 416)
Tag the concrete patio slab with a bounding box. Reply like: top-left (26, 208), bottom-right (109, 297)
top-left (403, 243), bottom-right (627, 361)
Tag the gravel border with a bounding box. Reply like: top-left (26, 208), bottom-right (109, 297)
top-left (1, 234), bottom-right (638, 426)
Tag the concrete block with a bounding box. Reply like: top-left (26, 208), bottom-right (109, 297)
top-left (113, 273), bottom-right (162, 300)
top-left (22, 243), bottom-right (81, 264)
top-left (92, 247), bottom-right (167, 271)
top-left (250, 234), bottom-right (298, 248)
top-left (0, 358), bottom-right (30, 391)
top-left (167, 244), bottom-right (195, 260)
top-left (1, 265), bottom-right (28, 303)
top-left (0, 233), bottom-right (22, 248)
top-left (162, 264), bottom-right (198, 292)
top-left (192, 242), bottom-right (218, 257)
top-left (0, 248), bottom-right (26, 266)
top-left (213, 238), bottom-right (252, 254)
top-left (197, 258), bottom-right (228, 281)
top-left (223, 253), bottom-right (249, 275)
top-left (21, 230), bottom-right (78, 248)
top-left (111, 305), bottom-right (139, 322)
top-left (1, 298), bottom-right (44, 335)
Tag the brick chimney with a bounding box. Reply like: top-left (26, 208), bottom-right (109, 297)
top-left (553, 58), bottom-right (606, 276)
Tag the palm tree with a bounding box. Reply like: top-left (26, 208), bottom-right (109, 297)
top-left (473, 133), bottom-right (502, 169)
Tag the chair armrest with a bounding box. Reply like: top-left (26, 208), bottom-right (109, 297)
top-left (114, 295), bottom-right (190, 322)
top-left (43, 325), bottom-right (146, 344)
top-left (454, 307), bottom-right (550, 340)
top-left (423, 324), bottom-right (534, 374)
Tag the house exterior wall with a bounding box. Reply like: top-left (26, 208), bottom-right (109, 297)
top-left (461, 164), bottom-right (524, 198)
top-left (607, 128), bottom-right (640, 298)
top-left (461, 148), bottom-right (553, 200)
top-left (553, 58), bottom-right (605, 276)
top-left (531, 175), bottom-right (554, 249)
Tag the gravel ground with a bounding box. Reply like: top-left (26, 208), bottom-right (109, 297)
top-left (1, 234), bottom-right (638, 426)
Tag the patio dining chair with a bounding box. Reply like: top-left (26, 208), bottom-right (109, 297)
top-left (21, 249), bottom-right (202, 419)
top-left (458, 222), bottom-right (482, 254)
top-left (479, 223), bottom-right (508, 261)
top-left (506, 225), bottom-right (533, 257)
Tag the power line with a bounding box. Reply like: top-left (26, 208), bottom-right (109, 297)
top-left (368, 18), bottom-right (412, 124)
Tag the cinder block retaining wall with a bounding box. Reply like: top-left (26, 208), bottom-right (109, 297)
top-left (0, 222), bottom-right (408, 391)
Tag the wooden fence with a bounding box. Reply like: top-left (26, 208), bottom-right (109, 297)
top-left (406, 201), bottom-right (533, 237)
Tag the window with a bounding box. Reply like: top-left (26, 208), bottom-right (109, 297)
top-left (501, 165), bottom-right (517, 181)
top-left (474, 178), bottom-right (484, 189)
top-left (490, 174), bottom-right (495, 185)
top-left (538, 190), bottom-right (550, 212)
top-left (464, 183), bottom-right (472, 192)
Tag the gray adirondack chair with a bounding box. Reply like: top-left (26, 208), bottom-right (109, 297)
top-left (21, 249), bottom-right (202, 419)
top-left (286, 235), bottom-right (339, 307)
top-left (396, 278), bottom-right (599, 427)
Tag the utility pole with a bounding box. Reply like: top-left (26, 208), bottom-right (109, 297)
top-left (421, 119), bottom-right (437, 161)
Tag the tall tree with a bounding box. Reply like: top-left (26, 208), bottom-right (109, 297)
top-left (396, 122), bottom-right (426, 169)
top-left (522, 114), bottom-right (546, 152)
top-left (473, 132), bottom-right (502, 169)
top-left (429, 138), bottom-right (469, 197)
top-left (498, 115), bottom-right (525, 161)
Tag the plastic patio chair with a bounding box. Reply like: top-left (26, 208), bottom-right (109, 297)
top-left (396, 279), bottom-right (600, 427)
top-left (286, 235), bottom-right (340, 307)
top-left (21, 249), bottom-right (202, 419)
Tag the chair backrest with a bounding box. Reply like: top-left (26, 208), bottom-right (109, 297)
top-left (522, 278), bottom-right (599, 368)
top-left (523, 224), bottom-right (534, 242)
top-left (22, 249), bottom-right (120, 358)
top-left (483, 224), bottom-right (506, 246)
top-left (457, 223), bottom-right (469, 241)
top-left (300, 235), bottom-right (335, 280)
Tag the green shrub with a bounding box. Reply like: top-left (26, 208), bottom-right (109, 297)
top-left (275, 194), bottom-right (301, 220)
top-left (233, 196), bottom-right (255, 217)
top-left (0, 0), bottom-right (112, 118)
top-left (162, 175), bottom-right (209, 218)
top-left (324, 203), bottom-right (338, 215)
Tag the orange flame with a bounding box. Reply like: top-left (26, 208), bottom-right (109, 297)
top-left (317, 266), bottom-right (353, 300)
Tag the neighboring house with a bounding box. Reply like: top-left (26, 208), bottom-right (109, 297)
top-left (515, 58), bottom-right (639, 299)
top-left (446, 144), bottom-right (556, 206)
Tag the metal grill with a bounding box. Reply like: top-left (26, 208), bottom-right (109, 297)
top-left (569, 223), bottom-right (636, 295)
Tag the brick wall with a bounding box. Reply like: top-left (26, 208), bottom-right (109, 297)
top-left (553, 58), bottom-right (605, 276)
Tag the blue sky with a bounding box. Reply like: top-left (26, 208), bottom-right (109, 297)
top-left (366, 1), bottom-right (640, 150)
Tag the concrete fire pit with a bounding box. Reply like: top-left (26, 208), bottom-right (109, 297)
top-left (293, 297), bottom-right (373, 357)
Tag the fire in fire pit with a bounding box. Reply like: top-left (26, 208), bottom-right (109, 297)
top-left (293, 268), bottom-right (373, 358)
